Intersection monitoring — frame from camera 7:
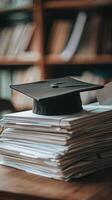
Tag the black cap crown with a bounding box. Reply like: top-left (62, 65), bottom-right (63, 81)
top-left (10, 76), bottom-right (103, 115)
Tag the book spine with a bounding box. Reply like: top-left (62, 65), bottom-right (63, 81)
top-left (60, 11), bottom-right (87, 61)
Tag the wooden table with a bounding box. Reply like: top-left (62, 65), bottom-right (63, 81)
top-left (0, 165), bottom-right (112, 200)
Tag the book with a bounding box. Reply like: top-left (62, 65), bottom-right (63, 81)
top-left (48, 19), bottom-right (73, 54)
top-left (60, 11), bottom-right (87, 61)
top-left (29, 26), bottom-right (41, 54)
top-left (101, 14), bottom-right (112, 54)
top-left (0, 27), bottom-right (14, 55)
top-left (76, 13), bottom-right (101, 56)
top-left (97, 12), bottom-right (112, 54)
top-left (13, 23), bottom-right (36, 56)
top-left (6, 24), bottom-right (26, 56)
top-left (0, 20), bottom-right (36, 56)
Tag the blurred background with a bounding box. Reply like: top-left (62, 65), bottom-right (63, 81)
top-left (0, 0), bottom-right (112, 116)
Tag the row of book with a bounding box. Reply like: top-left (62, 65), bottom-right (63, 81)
top-left (47, 11), bottom-right (112, 60)
top-left (0, 22), bottom-right (36, 56)
top-left (0, 101), bottom-right (112, 180)
top-left (0, 11), bottom-right (111, 59)
top-left (0, 0), bottom-right (33, 10)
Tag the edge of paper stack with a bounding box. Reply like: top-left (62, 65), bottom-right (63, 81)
top-left (0, 101), bottom-right (112, 180)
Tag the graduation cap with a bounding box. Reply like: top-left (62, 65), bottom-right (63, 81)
top-left (10, 76), bottom-right (103, 115)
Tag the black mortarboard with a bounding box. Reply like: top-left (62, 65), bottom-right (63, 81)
top-left (10, 76), bottom-right (103, 115)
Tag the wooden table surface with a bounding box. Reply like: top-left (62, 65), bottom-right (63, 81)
top-left (0, 165), bottom-right (112, 200)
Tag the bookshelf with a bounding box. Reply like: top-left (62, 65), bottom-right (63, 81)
top-left (43, 0), bottom-right (112, 9)
top-left (0, 1), bottom-right (41, 66)
top-left (0, 0), bottom-right (42, 113)
top-left (37, 0), bottom-right (112, 79)
top-left (1, 0), bottom-right (112, 80)
top-left (0, 0), bottom-right (112, 79)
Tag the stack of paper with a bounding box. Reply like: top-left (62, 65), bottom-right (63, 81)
top-left (0, 102), bottom-right (112, 180)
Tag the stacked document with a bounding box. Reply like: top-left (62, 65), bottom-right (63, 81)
top-left (0, 102), bottom-right (112, 180)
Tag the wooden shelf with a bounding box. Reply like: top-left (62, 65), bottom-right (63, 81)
top-left (46, 54), bottom-right (112, 65)
top-left (0, 5), bottom-right (34, 14)
top-left (0, 55), bottom-right (40, 66)
top-left (43, 0), bottom-right (112, 9)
